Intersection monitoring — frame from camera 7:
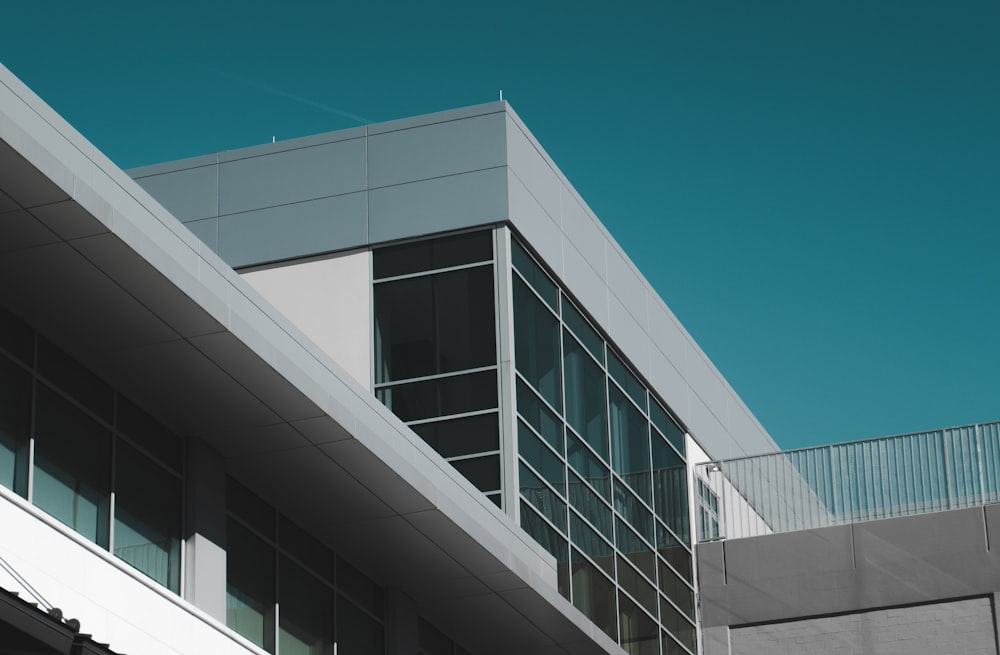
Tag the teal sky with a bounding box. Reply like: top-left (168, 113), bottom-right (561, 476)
top-left (3, 1), bottom-right (998, 451)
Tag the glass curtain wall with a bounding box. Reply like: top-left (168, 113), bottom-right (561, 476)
top-left (372, 231), bottom-right (503, 507)
top-left (226, 478), bottom-right (385, 655)
top-left (0, 306), bottom-right (183, 592)
top-left (509, 239), bottom-right (696, 655)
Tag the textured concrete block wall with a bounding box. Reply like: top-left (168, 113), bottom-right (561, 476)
top-left (717, 597), bottom-right (998, 655)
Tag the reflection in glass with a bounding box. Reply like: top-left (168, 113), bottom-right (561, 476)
top-left (516, 379), bottom-right (562, 452)
top-left (227, 519), bottom-right (276, 651)
top-left (571, 548), bottom-right (618, 642)
top-left (410, 413), bottom-right (499, 458)
top-left (0, 356), bottom-right (29, 496)
top-left (376, 370), bottom-right (497, 422)
top-left (513, 276), bottom-right (562, 412)
top-left (520, 462), bottom-right (566, 532)
top-left (279, 556), bottom-right (333, 655)
top-left (651, 436), bottom-right (689, 543)
top-left (619, 592), bottom-right (659, 655)
top-left (564, 334), bottom-right (607, 460)
top-left (114, 441), bottom-right (181, 592)
top-left (609, 387), bottom-right (651, 504)
top-left (519, 421), bottom-right (564, 495)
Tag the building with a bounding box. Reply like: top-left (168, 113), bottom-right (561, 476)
top-left (3, 59), bottom-right (996, 655)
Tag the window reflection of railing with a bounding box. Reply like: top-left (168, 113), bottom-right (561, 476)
top-left (696, 420), bottom-right (1000, 542)
top-left (113, 540), bottom-right (173, 588)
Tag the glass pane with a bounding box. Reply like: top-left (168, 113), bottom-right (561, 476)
top-left (568, 470), bottom-right (612, 540)
top-left (116, 397), bottom-right (183, 472)
top-left (570, 548), bottom-right (617, 642)
top-left (0, 306), bottom-right (33, 365)
top-left (567, 430), bottom-right (611, 501)
top-left (519, 462), bottom-right (566, 532)
top-left (228, 477), bottom-right (275, 540)
top-left (608, 351), bottom-right (646, 413)
top-left (614, 479), bottom-right (654, 545)
top-left (280, 556), bottom-right (333, 655)
top-left (114, 441), bottom-right (181, 592)
top-left (513, 277), bottom-right (562, 412)
top-left (336, 597), bottom-right (384, 655)
top-left (650, 400), bottom-right (685, 458)
top-left (280, 516), bottom-right (333, 583)
top-left (376, 370), bottom-right (497, 422)
top-left (563, 333), bottom-right (607, 460)
top-left (36, 338), bottom-right (112, 422)
top-left (651, 436), bottom-right (689, 543)
top-left (418, 618), bottom-right (452, 655)
top-left (609, 387), bottom-right (651, 504)
top-left (227, 519), bottom-right (275, 652)
top-left (374, 267), bottom-right (496, 384)
top-left (374, 231), bottom-right (492, 279)
top-left (519, 421), bottom-right (564, 496)
top-left (658, 558), bottom-right (695, 620)
top-left (336, 558), bottom-right (384, 619)
top-left (616, 518), bottom-right (656, 582)
top-left (451, 454), bottom-right (501, 493)
top-left (33, 386), bottom-right (111, 547)
top-left (656, 521), bottom-right (692, 582)
top-left (619, 592), bottom-right (659, 655)
top-left (562, 301), bottom-right (603, 364)
top-left (511, 239), bottom-right (558, 311)
top-left (570, 511), bottom-right (614, 578)
top-left (516, 378), bottom-right (562, 452)
top-left (660, 595), bottom-right (696, 652)
top-left (617, 555), bottom-right (657, 619)
top-left (520, 501), bottom-right (569, 594)
top-left (410, 413), bottom-right (499, 458)
top-left (0, 355), bottom-right (30, 496)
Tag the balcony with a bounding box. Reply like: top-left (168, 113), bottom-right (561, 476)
top-left (695, 420), bottom-right (1000, 542)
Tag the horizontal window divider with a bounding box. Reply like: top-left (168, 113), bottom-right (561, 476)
top-left (516, 415), bottom-right (564, 461)
top-left (373, 259), bottom-right (494, 284)
top-left (565, 423), bottom-right (609, 468)
top-left (514, 371), bottom-right (564, 420)
top-left (616, 580), bottom-right (660, 624)
top-left (662, 623), bottom-right (697, 655)
top-left (446, 450), bottom-right (501, 463)
top-left (608, 377), bottom-right (648, 418)
top-left (563, 326), bottom-right (605, 371)
top-left (519, 492), bottom-right (567, 534)
top-left (658, 588), bottom-right (697, 626)
top-left (567, 505), bottom-right (614, 549)
top-left (374, 365), bottom-right (499, 388)
top-left (405, 408), bottom-right (499, 426)
top-left (512, 267), bottom-right (560, 316)
top-left (617, 549), bottom-right (659, 592)
top-left (657, 554), bottom-right (696, 593)
top-left (519, 457), bottom-right (565, 497)
top-left (566, 470), bottom-right (614, 513)
top-left (656, 519), bottom-right (692, 556)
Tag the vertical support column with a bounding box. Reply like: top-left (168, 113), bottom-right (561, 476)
top-left (494, 226), bottom-right (519, 521)
top-left (184, 437), bottom-right (227, 622)
top-left (384, 588), bottom-right (419, 655)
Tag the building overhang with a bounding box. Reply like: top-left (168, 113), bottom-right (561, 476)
top-left (0, 65), bottom-right (621, 655)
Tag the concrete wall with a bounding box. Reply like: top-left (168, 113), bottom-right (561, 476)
top-left (699, 505), bottom-right (1000, 654)
top-left (241, 249), bottom-right (372, 389)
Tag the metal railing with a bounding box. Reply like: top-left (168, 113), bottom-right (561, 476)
top-left (695, 420), bottom-right (1000, 542)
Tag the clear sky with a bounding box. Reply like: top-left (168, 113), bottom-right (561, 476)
top-left (3, 1), bottom-right (998, 451)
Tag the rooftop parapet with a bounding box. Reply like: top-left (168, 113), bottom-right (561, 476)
top-left (695, 420), bottom-right (1000, 541)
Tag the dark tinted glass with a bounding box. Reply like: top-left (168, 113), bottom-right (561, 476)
top-left (568, 470), bottom-right (612, 540)
top-left (659, 595), bottom-right (696, 651)
top-left (374, 231), bottom-right (492, 279)
top-left (374, 267), bottom-right (496, 383)
top-left (562, 301), bottom-right (603, 364)
top-left (563, 333), bottom-right (607, 460)
top-left (651, 437), bottom-right (689, 543)
top-left (337, 597), bottom-right (385, 655)
top-left (609, 387), bottom-right (651, 504)
top-left (376, 370), bottom-right (497, 422)
top-left (658, 558), bottom-right (695, 620)
top-left (614, 479), bottom-right (654, 544)
top-left (619, 592), bottom-right (659, 655)
top-left (516, 378), bottom-right (562, 452)
top-left (337, 558), bottom-right (384, 618)
top-left (566, 430), bottom-right (610, 501)
top-left (226, 519), bottom-right (276, 651)
top-left (608, 351), bottom-right (646, 412)
top-left (616, 518), bottom-right (656, 581)
top-left (117, 397), bottom-right (183, 472)
top-left (513, 277), bottom-right (562, 411)
top-left (570, 548), bottom-right (617, 642)
top-left (0, 355), bottom-right (30, 496)
top-left (520, 502), bottom-right (569, 598)
top-left (280, 556), bottom-right (332, 655)
top-left (418, 619), bottom-right (452, 655)
top-left (511, 240), bottom-right (558, 311)
top-left (451, 454), bottom-right (501, 493)
top-left (519, 421), bottom-right (564, 495)
top-left (617, 555), bottom-right (657, 619)
top-left (410, 413), bottom-right (499, 458)
top-left (228, 477), bottom-right (275, 539)
top-left (520, 462), bottom-right (566, 532)
top-left (0, 306), bottom-right (33, 365)
top-left (650, 400), bottom-right (685, 457)
top-left (280, 515), bottom-right (333, 582)
top-left (36, 338), bottom-right (112, 422)
top-left (570, 511), bottom-right (614, 578)
top-left (656, 521), bottom-right (692, 582)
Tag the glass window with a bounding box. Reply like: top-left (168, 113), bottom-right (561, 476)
top-left (616, 518), bottom-right (656, 582)
top-left (563, 333), bottom-right (607, 460)
top-left (0, 355), bottom-right (30, 496)
top-left (337, 596), bottom-right (384, 655)
top-left (659, 595), bottom-right (696, 652)
top-left (451, 454), bottom-right (501, 493)
top-left (609, 387), bottom-right (652, 504)
top-left (228, 477), bottom-right (275, 540)
top-left (614, 480), bottom-right (654, 545)
top-left (374, 267), bottom-right (496, 384)
top-left (114, 441), bottom-right (181, 592)
top-left (279, 556), bottom-right (333, 655)
top-left (520, 501), bottom-right (569, 599)
top-left (562, 301), bottom-right (603, 364)
top-left (280, 516), bottom-right (333, 583)
top-left (519, 422), bottom-right (564, 495)
top-left (658, 558), bottom-right (695, 620)
top-left (656, 521), bottom-right (692, 583)
top-left (33, 386), bottom-right (111, 547)
top-left (650, 401), bottom-right (685, 458)
top-left (651, 436), bottom-right (689, 543)
top-left (570, 511), bottom-right (614, 578)
top-left (617, 555), bottom-right (657, 619)
top-left (566, 430), bottom-right (611, 501)
top-left (520, 462), bottom-right (566, 532)
top-left (608, 352), bottom-right (646, 413)
top-left (374, 231), bottom-right (492, 279)
top-left (511, 240), bottom-right (558, 311)
top-left (568, 470), bottom-right (612, 540)
top-left (513, 277), bottom-right (562, 412)
top-left (516, 379), bottom-right (562, 453)
top-left (227, 518), bottom-right (276, 652)
top-left (410, 413), bottom-right (499, 458)
top-left (116, 398), bottom-right (183, 472)
top-left (570, 548), bottom-right (618, 642)
top-left (36, 338), bottom-right (112, 422)
top-left (376, 370), bottom-right (497, 422)
top-left (336, 558), bottom-right (384, 619)
top-left (619, 592), bottom-right (658, 655)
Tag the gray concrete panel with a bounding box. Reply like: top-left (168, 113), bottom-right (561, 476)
top-left (507, 172), bottom-right (564, 276)
top-left (368, 167), bottom-right (507, 243)
top-left (561, 188), bottom-right (606, 278)
top-left (218, 191), bottom-right (368, 267)
top-left (606, 245), bottom-right (648, 331)
top-left (217, 125), bottom-right (368, 162)
top-left (133, 164), bottom-right (219, 222)
top-left (368, 112), bottom-right (506, 189)
top-left (648, 346), bottom-right (689, 419)
top-left (563, 241), bottom-right (608, 328)
top-left (608, 295), bottom-right (649, 375)
top-left (505, 115), bottom-right (561, 222)
top-left (702, 626), bottom-right (731, 655)
top-left (987, 503), bottom-right (1000, 551)
top-left (218, 136), bottom-right (366, 215)
top-left (367, 101), bottom-right (504, 136)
